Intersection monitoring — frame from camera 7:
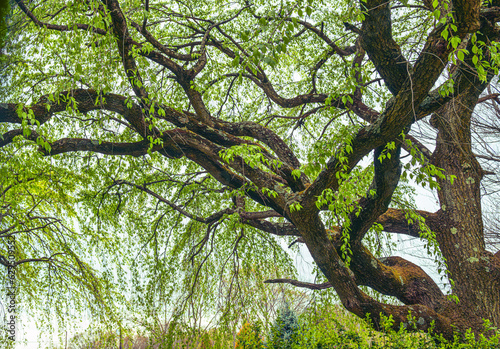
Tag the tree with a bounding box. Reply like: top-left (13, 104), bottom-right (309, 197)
top-left (1, 0), bottom-right (500, 342)
top-left (268, 301), bottom-right (299, 349)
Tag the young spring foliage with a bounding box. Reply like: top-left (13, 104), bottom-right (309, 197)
top-left (1, 0), bottom-right (500, 344)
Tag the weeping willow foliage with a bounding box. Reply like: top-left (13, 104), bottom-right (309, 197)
top-left (1, 0), bottom-right (480, 346)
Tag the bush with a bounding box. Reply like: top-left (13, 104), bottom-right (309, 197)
top-left (292, 307), bottom-right (369, 349)
top-left (235, 322), bottom-right (265, 349)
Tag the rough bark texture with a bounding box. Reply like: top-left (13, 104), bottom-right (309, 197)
top-left (432, 85), bottom-right (500, 332)
top-left (2, 0), bottom-right (500, 341)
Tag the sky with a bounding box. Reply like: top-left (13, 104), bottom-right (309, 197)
top-left (1, 131), bottom-right (452, 349)
top-left (4, 3), bottom-right (499, 348)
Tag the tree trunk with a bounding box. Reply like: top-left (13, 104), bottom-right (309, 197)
top-left (432, 84), bottom-right (500, 333)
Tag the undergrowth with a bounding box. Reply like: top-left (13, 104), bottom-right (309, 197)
top-left (57, 303), bottom-right (500, 348)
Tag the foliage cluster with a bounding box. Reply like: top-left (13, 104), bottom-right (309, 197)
top-left (2, 0), bottom-right (500, 345)
top-left (251, 303), bottom-right (500, 349)
top-left (235, 322), bottom-right (265, 349)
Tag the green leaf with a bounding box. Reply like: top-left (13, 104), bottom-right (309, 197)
top-left (451, 37), bottom-right (461, 49)
top-left (441, 29), bottom-right (449, 40)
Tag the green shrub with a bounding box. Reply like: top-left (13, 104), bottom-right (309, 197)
top-left (235, 322), bottom-right (265, 349)
top-left (292, 306), bottom-right (369, 349)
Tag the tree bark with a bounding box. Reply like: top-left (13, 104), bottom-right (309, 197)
top-left (432, 85), bottom-right (500, 333)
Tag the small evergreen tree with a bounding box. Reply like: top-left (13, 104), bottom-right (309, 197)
top-left (268, 302), bottom-right (299, 349)
top-left (235, 322), bottom-right (265, 349)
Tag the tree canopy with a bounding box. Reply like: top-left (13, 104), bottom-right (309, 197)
top-left (1, 0), bottom-right (500, 343)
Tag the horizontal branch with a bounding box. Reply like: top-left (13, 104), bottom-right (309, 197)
top-left (0, 89), bottom-right (149, 136)
top-left (478, 93), bottom-right (500, 103)
top-left (0, 129), bottom-right (39, 148)
top-left (264, 278), bottom-right (332, 290)
top-left (377, 208), bottom-right (440, 238)
top-left (241, 218), bottom-right (300, 237)
top-left (47, 136), bottom-right (182, 158)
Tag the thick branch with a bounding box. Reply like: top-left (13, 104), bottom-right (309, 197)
top-left (48, 136), bottom-right (182, 158)
top-left (377, 208), bottom-right (440, 237)
top-left (348, 144), bottom-right (402, 243)
top-left (286, 210), bottom-right (454, 338)
top-left (264, 278), bottom-right (332, 290)
top-left (349, 246), bottom-right (448, 312)
top-left (452, 0), bottom-right (481, 33)
top-left (241, 218), bottom-right (300, 237)
top-left (100, 0), bottom-right (150, 101)
top-left (360, 0), bottom-right (411, 95)
top-left (0, 129), bottom-right (38, 148)
top-left (0, 89), bottom-right (149, 136)
top-left (303, 23), bottom-right (455, 207)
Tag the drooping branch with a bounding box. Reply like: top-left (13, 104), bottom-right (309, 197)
top-left (14, 0), bottom-right (107, 35)
top-left (111, 179), bottom-right (233, 224)
top-left (106, 179), bottom-right (294, 237)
